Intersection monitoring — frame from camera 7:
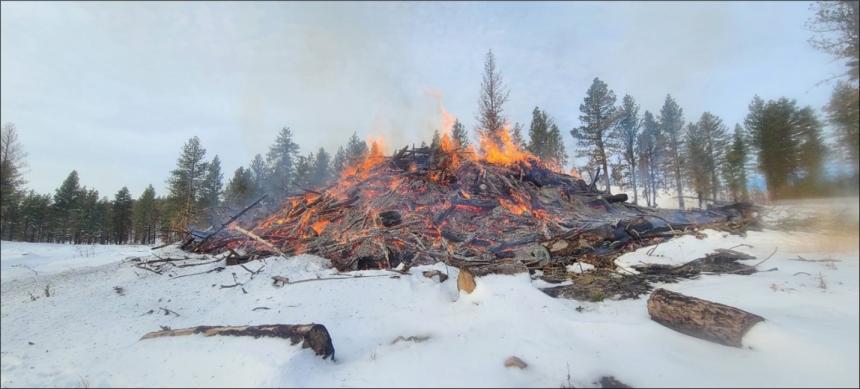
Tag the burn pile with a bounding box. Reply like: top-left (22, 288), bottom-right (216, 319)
top-left (188, 133), bottom-right (758, 275)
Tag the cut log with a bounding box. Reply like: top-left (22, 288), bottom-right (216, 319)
top-left (457, 267), bottom-right (476, 293)
top-left (140, 324), bottom-right (335, 360)
top-left (647, 288), bottom-right (764, 347)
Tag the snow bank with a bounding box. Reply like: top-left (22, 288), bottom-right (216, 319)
top-left (0, 241), bottom-right (151, 282)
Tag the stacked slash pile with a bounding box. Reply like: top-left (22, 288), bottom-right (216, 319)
top-left (189, 139), bottom-right (758, 275)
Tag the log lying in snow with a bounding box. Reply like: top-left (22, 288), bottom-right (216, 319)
top-left (140, 324), bottom-right (335, 359)
top-left (647, 288), bottom-right (764, 347)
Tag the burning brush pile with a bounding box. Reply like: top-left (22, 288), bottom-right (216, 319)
top-left (187, 129), bottom-right (758, 278)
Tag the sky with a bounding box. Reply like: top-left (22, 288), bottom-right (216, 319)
top-left (0, 1), bottom-right (848, 198)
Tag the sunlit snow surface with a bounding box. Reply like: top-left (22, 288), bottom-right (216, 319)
top-left (1, 198), bottom-right (857, 387)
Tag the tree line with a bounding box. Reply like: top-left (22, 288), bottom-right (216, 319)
top-left (0, 1), bottom-right (855, 244)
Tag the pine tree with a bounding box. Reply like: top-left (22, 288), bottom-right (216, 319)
top-left (696, 112), bottom-right (730, 201)
top-left (659, 95), bottom-right (686, 208)
top-left (224, 167), bottom-right (255, 209)
top-left (638, 111), bottom-right (664, 206)
top-left (198, 155), bottom-right (223, 226)
top-left (683, 123), bottom-right (711, 208)
top-left (112, 187), bottom-right (133, 244)
top-left (331, 146), bottom-right (347, 176)
top-left (249, 153), bottom-right (269, 198)
top-left (528, 108), bottom-right (567, 170)
top-left (166, 137), bottom-right (207, 232)
top-left (19, 190), bottom-right (51, 242)
top-left (53, 170), bottom-right (82, 243)
top-left (723, 125), bottom-right (749, 202)
top-left (745, 96), bottom-right (826, 199)
top-left (572, 78), bottom-right (617, 192)
top-left (824, 81), bottom-right (859, 175)
top-left (511, 122), bottom-right (527, 150)
top-left (345, 132), bottom-right (368, 165)
top-left (1, 123), bottom-right (26, 239)
top-left (528, 108), bottom-right (550, 157)
top-left (133, 185), bottom-right (158, 244)
top-left (548, 123), bottom-right (568, 171)
top-left (612, 95), bottom-right (641, 204)
top-left (431, 130), bottom-right (442, 149)
top-left (477, 49), bottom-right (509, 145)
top-left (98, 196), bottom-right (113, 244)
top-left (266, 127), bottom-right (301, 198)
top-left (451, 119), bottom-right (469, 149)
top-left (292, 153), bottom-right (313, 191)
top-left (311, 147), bottom-right (333, 187)
top-left (794, 106), bottom-right (827, 191)
top-left (79, 188), bottom-right (101, 244)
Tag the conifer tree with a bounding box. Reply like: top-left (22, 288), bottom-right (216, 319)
top-left (572, 78), bottom-right (617, 192)
top-left (331, 146), bottom-right (347, 176)
top-left (451, 119), bottom-right (469, 149)
top-left (696, 112), bottom-right (729, 200)
top-left (19, 190), bottom-right (51, 242)
top-left (166, 137), bottom-right (207, 232)
top-left (198, 155), bottom-right (223, 226)
top-left (53, 170), bottom-right (82, 243)
top-left (548, 123), bottom-right (568, 171)
top-left (224, 167), bottom-right (255, 209)
top-left (79, 188), bottom-right (101, 243)
top-left (249, 153), bottom-right (269, 198)
top-left (745, 96), bottom-right (826, 199)
top-left (659, 95), bottom-right (686, 208)
top-left (683, 123), bottom-right (711, 207)
top-left (824, 81), bottom-right (859, 175)
top-left (311, 147), bottom-right (333, 187)
top-left (292, 153), bottom-right (313, 190)
top-left (477, 49), bottom-right (509, 145)
top-left (511, 122), bottom-right (527, 150)
top-left (431, 130), bottom-right (442, 149)
top-left (345, 132), bottom-right (368, 164)
top-left (133, 185), bottom-right (158, 244)
top-left (112, 187), bottom-right (133, 244)
top-left (1, 123), bottom-right (26, 238)
top-left (794, 106), bottom-right (827, 191)
top-left (612, 95), bottom-right (641, 203)
top-left (266, 127), bottom-right (300, 197)
top-left (723, 125), bottom-right (749, 202)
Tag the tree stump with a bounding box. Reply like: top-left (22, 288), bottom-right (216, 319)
top-left (140, 324), bottom-right (335, 359)
top-left (647, 288), bottom-right (764, 347)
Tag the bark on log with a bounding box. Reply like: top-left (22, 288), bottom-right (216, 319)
top-left (647, 288), bottom-right (764, 347)
top-left (140, 324), bottom-right (335, 359)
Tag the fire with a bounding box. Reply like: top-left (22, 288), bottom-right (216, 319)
top-left (311, 220), bottom-right (330, 235)
top-left (340, 139), bottom-right (387, 180)
top-left (499, 197), bottom-right (529, 216)
top-left (478, 123), bottom-right (533, 166)
top-left (569, 167), bottom-right (582, 179)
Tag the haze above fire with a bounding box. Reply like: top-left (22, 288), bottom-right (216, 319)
top-left (0, 1), bottom-right (843, 196)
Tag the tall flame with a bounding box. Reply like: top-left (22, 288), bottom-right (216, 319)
top-left (479, 123), bottom-right (533, 166)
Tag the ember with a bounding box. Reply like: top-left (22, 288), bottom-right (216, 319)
top-left (188, 126), bottom-right (759, 274)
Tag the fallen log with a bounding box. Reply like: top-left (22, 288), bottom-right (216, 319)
top-left (139, 323), bottom-right (335, 360)
top-left (647, 288), bottom-right (764, 347)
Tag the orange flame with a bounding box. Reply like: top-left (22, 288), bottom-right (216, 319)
top-left (479, 123), bottom-right (533, 166)
top-left (340, 139), bottom-right (387, 180)
top-left (311, 220), bottom-right (330, 235)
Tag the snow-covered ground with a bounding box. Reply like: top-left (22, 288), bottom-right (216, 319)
top-left (1, 200), bottom-right (858, 388)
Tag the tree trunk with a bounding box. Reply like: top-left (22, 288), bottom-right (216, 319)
top-left (647, 288), bottom-right (764, 347)
top-left (140, 324), bottom-right (335, 360)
